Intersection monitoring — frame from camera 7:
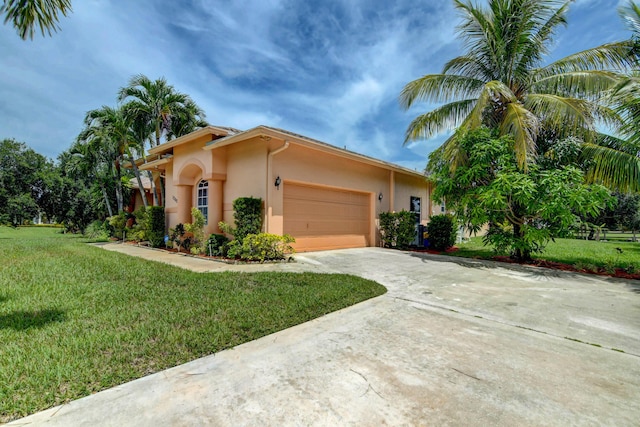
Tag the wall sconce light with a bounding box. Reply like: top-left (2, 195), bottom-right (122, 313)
top-left (275, 176), bottom-right (281, 189)
top-left (378, 192), bottom-right (383, 201)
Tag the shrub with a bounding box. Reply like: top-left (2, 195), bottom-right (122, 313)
top-left (233, 197), bottom-right (263, 240)
top-left (379, 210), bottom-right (416, 249)
top-left (170, 223), bottom-right (192, 253)
top-left (84, 220), bottom-right (110, 241)
top-left (108, 212), bottom-right (127, 239)
top-left (185, 208), bottom-right (206, 254)
top-left (146, 206), bottom-right (165, 248)
top-left (427, 214), bottom-right (456, 251)
top-left (227, 233), bottom-right (295, 262)
top-left (206, 233), bottom-right (230, 257)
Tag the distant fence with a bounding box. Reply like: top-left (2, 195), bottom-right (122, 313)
top-left (575, 226), bottom-right (638, 242)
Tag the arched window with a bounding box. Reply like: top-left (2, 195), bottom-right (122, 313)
top-left (197, 180), bottom-right (208, 224)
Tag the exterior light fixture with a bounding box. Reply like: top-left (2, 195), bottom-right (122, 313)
top-left (378, 192), bottom-right (383, 201)
top-left (275, 176), bottom-right (281, 189)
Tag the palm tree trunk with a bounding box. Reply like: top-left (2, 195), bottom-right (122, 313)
top-left (129, 156), bottom-right (148, 209)
top-left (114, 160), bottom-right (124, 213)
top-left (101, 184), bottom-right (114, 217)
top-left (147, 171), bottom-right (159, 206)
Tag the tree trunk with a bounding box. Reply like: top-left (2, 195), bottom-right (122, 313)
top-left (129, 156), bottom-right (148, 209)
top-left (512, 222), bottom-right (531, 262)
top-left (147, 170), bottom-right (159, 206)
top-left (101, 184), bottom-right (114, 217)
top-left (114, 160), bottom-right (124, 213)
top-left (95, 166), bottom-right (114, 217)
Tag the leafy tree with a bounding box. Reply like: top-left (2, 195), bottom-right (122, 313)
top-left (400, 0), bottom-right (633, 173)
top-left (1, 0), bottom-right (72, 40)
top-left (432, 128), bottom-right (612, 261)
top-left (0, 138), bottom-right (50, 225)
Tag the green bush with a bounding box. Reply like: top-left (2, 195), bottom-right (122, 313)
top-left (233, 197), bottom-right (263, 240)
top-left (83, 220), bottom-right (110, 241)
top-left (186, 208), bottom-right (206, 254)
top-left (146, 206), bottom-right (165, 248)
top-left (108, 212), bottom-right (127, 239)
top-left (379, 210), bottom-right (416, 249)
top-left (206, 233), bottom-right (230, 257)
top-left (170, 223), bottom-right (192, 252)
top-left (227, 233), bottom-right (295, 262)
top-left (427, 214), bottom-right (456, 251)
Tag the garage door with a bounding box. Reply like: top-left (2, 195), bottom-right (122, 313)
top-left (283, 183), bottom-right (371, 252)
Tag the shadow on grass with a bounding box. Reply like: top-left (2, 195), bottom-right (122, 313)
top-left (407, 251), bottom-right (640, 287)
top-left (0, 309), bottom-right (66, 331)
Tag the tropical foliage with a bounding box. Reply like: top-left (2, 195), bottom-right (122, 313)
top-left (432, 128), bottom-right (612, 261)
top-left (401, 0), bottom-right (638, 191)
top-left (1, 0), bottom-right (71, 39)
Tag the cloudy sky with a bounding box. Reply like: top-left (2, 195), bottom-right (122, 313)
top-left (0, 0), bottom-right (631, 171)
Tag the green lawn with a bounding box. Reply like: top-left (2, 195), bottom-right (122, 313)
top-left (0, 227), bottom-right (386, 422)
top-left (455, 236), bottom-right (640, 271)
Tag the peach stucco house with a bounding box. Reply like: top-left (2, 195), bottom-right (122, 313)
top-left (132, 125), bottom-right (433, 252)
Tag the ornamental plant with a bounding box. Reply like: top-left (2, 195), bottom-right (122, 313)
top-left (431, 127), bottom-right (613, 261)
top-left (379, 210), bottom-right (416, 249)
top-left (226, 233), bottom-right (295, 262)
top-left (426, 214), bottom-right (456, 251)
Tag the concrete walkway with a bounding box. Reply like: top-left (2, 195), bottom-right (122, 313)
top-left (8, 245), bottom-right (640, 426)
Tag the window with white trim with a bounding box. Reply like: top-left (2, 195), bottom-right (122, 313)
top-left (197, 180), bottom-right (208, 224)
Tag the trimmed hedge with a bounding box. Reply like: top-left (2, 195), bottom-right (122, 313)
top-left (146, 206), bottom-right (166, 248)
top-left (233, 197), bottom-right (263, 240)
top-left (379, 210), bottom-right (416, 249)
top-left (426, 214), bottom-right (456, 251)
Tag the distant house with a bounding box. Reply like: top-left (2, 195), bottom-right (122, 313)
top-left (130, 125), bottom-right (434, 252)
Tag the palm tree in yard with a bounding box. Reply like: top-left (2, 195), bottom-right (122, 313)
top-left (80, 105), bottom-right (148, 212)
top-left (118, 75), bottom-right (207, 147)
top-left (400, 0), bottom-right (636, 174)
top-left (118, 74), bottom-right (208, 205)
top-left (583, 1), bottom-right (640, 192)
top-left (1, 0), bottom-right (71, 39)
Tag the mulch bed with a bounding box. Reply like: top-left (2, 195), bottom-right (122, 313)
top-left (410, 247), bottom-right (640, 280)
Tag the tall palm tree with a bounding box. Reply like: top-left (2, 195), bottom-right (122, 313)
top-left (581, 1), bottom-right (640, 192)
top-left (118, 74), bottom-right (208, 205)
top-left (118, 75), bottom-right (206, 147)
top-left (1, 0), bottom-right (71, 40)
top-left (67, 138), bottom-right (115, 217)
top-left (400, 0), bottom-right (634, 171)
top-left (80, 105), bottom-right (148, 212)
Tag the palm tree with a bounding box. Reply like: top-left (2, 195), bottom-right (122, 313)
top-left (118, 75), bottom-right (206, 147)
top-left (80, 105), bottom-right (148, 212)
top-left (1, 0), bottom-right (72, 40)
top-left (118, 74), bottom-right (208, 205)
top-left (67, 138), bottom-right (115, 217)
top-left (400, 0), bottom-right (635, 171)
top-left (166, 99), bottom-right (208, 140)
top-left (581, 1), bottom-right (640, 192)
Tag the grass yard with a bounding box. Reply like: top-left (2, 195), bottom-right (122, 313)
top-left (0, 227), bottom-right (386, 422)
top-left (455, 236), bottom-right (640, 272)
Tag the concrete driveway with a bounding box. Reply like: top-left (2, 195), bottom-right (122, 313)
top-left (9, 247), bottom-right (640, 426)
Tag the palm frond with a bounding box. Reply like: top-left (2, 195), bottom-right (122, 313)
top-left (541, 41), bottom-right (637, 75)
top-left (619, 1), bottom-right (640, 35)
top-left (525, 93), bottom-right (596, 136)
top-left (532, 70), bottom-right (620, 100)
top-left (582, 142), bottom-right (640, 192)
top-left (403, 99), bottom-right (477, 143)
top-left (499, 102), bottom-right (539, 169)
top-left (399, 74), bottom-right (484, 108)
top-left (1, 0), bottom-right (72, 39)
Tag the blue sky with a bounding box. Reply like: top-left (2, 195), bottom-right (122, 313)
top-left (0, 0), bottom-right (631, 171)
